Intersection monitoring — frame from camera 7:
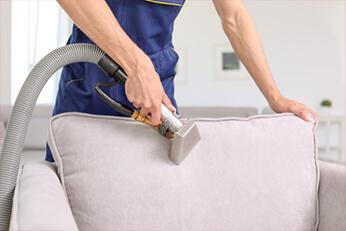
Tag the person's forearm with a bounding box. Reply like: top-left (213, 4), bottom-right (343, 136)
top-left (213, 0), bottom-right (282, 103)
top-left (57, 0), bottom-right (148, 76)
top-left (57, 0), bottom-right (176, 124)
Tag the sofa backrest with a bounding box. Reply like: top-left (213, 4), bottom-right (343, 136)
top-left (48, 112), bottom-right (319, 231)
top-left (179, 106), bottom-right (258, 118)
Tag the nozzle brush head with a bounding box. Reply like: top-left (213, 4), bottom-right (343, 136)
top-left (169, 120), bottom-right (201, 165)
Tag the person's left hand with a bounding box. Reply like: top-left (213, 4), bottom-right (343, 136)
top-left (269, 96), bottom-right (318, 122)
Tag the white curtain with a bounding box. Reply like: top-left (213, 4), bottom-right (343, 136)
top-left (11, 0), bottom-right (72, 105)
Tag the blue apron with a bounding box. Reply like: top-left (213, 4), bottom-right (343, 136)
top-left (46, 0), bottom-right (184, 162)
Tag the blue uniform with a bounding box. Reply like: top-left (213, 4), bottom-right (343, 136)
top-left (46, 0), bottom-right (184, 162)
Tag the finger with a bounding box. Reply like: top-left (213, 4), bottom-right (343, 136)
top-left (309, 109), bottom-right (319, 120)
top-left (305, 113), bottom-right (315, 122)
top-left (150, 107), bottom-right (161, 126)
top-left (294, 108), bottom-right (308, 121)
top-left (300, 110), bottom-right (314, 122)
top-left (303, 106), bottom-right (318, 122)
top-left (162, 94), bottom-right (176, 112)
top-left (133, 103), bottom-right (141, 110)
top-left (306, 110), bottom-right (317, 119)
top-left (308, 111), bottom-right (319, 123)
top-left (140, 107), bottom-right (150, 117)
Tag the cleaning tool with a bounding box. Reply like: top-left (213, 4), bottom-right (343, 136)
top-left (0, 44), bottom-right (200, 229)
top-left (95, 55), bottom-right (201, 164)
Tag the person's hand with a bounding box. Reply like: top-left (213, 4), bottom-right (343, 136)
top-left (124, 53), bottom-right (175, 126)
top-left (269, 96), bottom-right (318, 122)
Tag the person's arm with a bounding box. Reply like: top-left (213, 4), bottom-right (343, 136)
top-left (57, 0), bottom-right (175, 125)
top-left (212, 0), bottom-right (317, 121)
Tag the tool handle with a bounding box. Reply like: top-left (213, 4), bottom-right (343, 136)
top-left (98, 54), bottom-right (184, 134)
top-left (98, 54), bottom-right (127, 85)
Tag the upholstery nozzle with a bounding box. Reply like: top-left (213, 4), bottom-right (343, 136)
top-left (169, 120), bottom-right (201, 165)
top-left (97, 54), bottom-right (201, 165)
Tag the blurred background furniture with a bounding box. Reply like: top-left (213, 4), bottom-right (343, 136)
top-left (317, 115), bottom-right (345, 164)
top-left (0, 105), bottom-right (51, 163)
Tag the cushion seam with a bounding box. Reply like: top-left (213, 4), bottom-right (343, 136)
top-left (48, 117), bottom-right (66, 190)
top-left (313, 120), bottom-right (320, 231)
top-left (50, 111), bottom-right (300, 124)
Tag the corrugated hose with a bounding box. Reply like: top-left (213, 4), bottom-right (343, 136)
top-left (0, 44), bottom-right (105, 230)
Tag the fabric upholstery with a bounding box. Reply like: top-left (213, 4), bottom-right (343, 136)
top-left (318, 160), bottom-right (346, 231)
top-left (48, 112), bottom-right (319, 231)
top-left (178, 107), bottom-right (258, 118)
top-left (10, 161), bottom-right (78, 231)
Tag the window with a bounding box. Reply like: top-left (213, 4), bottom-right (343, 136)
top-left (11, 0), bottom-right (71, 105)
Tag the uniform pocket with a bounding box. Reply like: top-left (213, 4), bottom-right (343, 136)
top-left (62, 63), bottom-right (84, 86)
top-left (148, 47), bottom-right (179, 80)
top-left (65, 78), bottom-right (84, 87)
top-left (144, 0), bottom-right (184, 7)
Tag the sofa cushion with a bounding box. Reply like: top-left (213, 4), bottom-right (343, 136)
top-left (318, 161), bottom-right (346, 231)
top-left (10, 161), bottom-right (78, 231)
top-left (48, 112), bottom-right (319, 231)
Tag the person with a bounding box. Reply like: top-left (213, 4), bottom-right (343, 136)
top-left (46, 0), bottom-right (318, 162)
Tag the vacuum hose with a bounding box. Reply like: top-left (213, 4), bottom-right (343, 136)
top-left (0, 44), bottom-right (105, 230)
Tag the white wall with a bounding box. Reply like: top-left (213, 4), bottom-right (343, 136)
top-left (0, 1), bottom-right (11, 105)
top-left (173, 0), bottom-right (346, 115)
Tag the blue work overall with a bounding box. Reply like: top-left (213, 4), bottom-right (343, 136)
top-left (45, 0), bottom-right (185, 162)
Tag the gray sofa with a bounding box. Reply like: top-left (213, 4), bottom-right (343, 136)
top-left (1, 105), bottom-right (346, 231)
top-left (10, 160), bottom-right (346, 231)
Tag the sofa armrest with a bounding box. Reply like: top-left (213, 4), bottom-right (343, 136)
top-left (318, 160), bottom-right (346, 231)
top-left (10, 161), bottom-right (78, 231)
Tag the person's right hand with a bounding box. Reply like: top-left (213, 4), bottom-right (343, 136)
top-left (124, 52), bottom-right (176, 126)
top-left (57, 0), bottom-right (176, 126)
